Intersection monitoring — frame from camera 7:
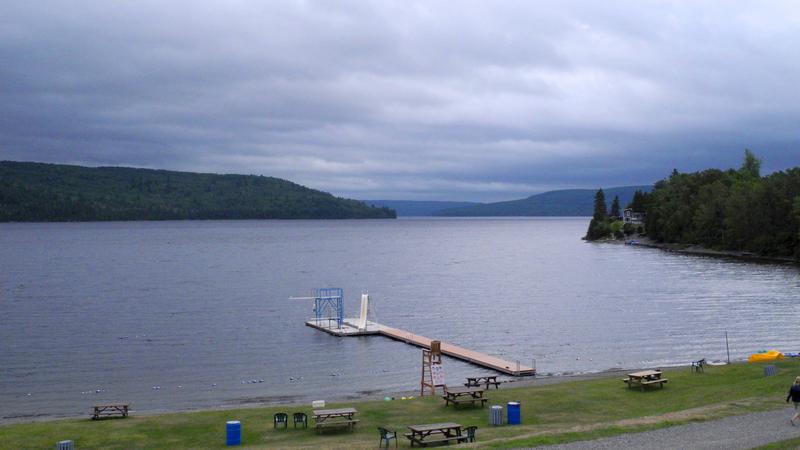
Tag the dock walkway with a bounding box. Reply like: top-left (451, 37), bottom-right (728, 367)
top-left (306, 319), bottom-right (534, 376)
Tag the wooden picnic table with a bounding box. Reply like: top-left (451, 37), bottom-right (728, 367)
top-left (405, 422), bottom-right (463, 447)
top-left (442, 386), bottom-right (488, 407)
top-left (92, 404), bottom-right (129, 420)
top-left (312, 407), bottom-right (359, 433)
top-left (465, 375), bottom-right (501, 389)
top-left (622, 370), bottom-right (669, 390)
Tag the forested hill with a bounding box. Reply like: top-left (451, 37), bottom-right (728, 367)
top-left (435, 186), bottom-right (652, 216)
top-left (0, 161), bottom-right (396, 222)
top-left (643, 151), bottom-right (800, 259)
top-left (364, 200), bottom-right (479, 216)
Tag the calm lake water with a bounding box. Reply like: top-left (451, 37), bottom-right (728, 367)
top-left (1, 218), bottom-right (799, 420)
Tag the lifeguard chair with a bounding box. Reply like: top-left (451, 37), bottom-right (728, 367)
top-left (421, 341), bottom-right (444, 396)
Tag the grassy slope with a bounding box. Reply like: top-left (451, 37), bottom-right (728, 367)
top-left (1, 361), bottom-right (797, 449)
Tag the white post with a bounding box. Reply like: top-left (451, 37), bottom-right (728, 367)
top-left (357, 294), bottom-right (369, 330)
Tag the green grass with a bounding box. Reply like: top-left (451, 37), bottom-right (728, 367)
top-left (2, 361), bottom-right (798, 449)
top-left (753, 436), bottom-right (800, 450)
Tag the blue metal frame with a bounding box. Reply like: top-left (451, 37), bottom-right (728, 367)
top-left (314, 287), bottom-right (344, 328)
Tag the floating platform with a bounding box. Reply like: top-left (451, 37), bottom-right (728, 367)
top-left (306, 319), bottom-right (535, 376)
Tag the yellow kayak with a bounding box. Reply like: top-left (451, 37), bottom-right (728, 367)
top-left (748, 350), bottom-right (784, 363)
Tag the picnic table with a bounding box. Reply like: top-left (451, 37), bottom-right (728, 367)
top-left (312, 407), bottom-right (359, 433)
top-left (405, 422), bottom-right (464, 447)
top-left (622, 370), bottom-right (669, 390)
top-left (465, 375), bottom-right (501, 389)
top-left (92, 404), bottom-right (129, 420)
top-left (442, 386), bottom-right (488, 407)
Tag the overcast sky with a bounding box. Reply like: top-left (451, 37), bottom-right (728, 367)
top-left (2, 1), bottom-right (799, 201)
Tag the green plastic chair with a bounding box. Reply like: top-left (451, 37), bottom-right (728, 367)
top-left (292, 412), bottom-right (307, 429)
top-left (462, 426), bottom-right (477, 443)
top-left (377, 426), bottom-right (397, 448)
top-left (273, 412), bottom-right (288, 429)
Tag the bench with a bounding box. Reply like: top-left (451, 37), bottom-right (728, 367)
top-left (404, 432), bottom-right (463, 447)
top-left (465, 376), bottom-right (502, 390)
top-left (622, 378), bottom-right (668, 390)
top-left (465, 380), bottom-right (501, 389)
top-left (315, 419), bottom-right (359, 432)
top-left (92, 404), bottom-right (129, 420)
top-left (442, 396), bottom-right (488, 407)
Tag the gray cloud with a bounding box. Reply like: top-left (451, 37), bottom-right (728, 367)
top-left (1, 1), bottom-right (799, 201)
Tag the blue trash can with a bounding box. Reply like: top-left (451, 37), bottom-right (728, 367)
top-left (507, 402), bottom-right (521, 425)
top-left (226, 420), bottom-right (241, 446)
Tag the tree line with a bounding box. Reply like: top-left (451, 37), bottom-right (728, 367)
top-left (0, 161), bottom-right (396, 221)
top-left (586, 150), bottom-right (800, 259)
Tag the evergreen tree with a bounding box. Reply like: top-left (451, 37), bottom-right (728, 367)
top-left (610, 195), bottom-right (620, 217)
top-left (585, 188), bottom-right (610, 240)
top-left (593, 188), bottom-right (607, 221)
top-left (740, 149), bottom-right (761, 178)
top-left (628, 190), bottom-right (646, 212)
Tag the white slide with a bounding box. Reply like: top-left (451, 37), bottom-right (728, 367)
top-left (357, 293), bottom-right (369, 330)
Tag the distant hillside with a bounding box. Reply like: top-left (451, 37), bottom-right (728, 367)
top-left (0, 161), bottom-right (395, 222)
top-left (363, 200), bottom-right (479, 216)
top-left (436, 186), bottom-right (652, 217)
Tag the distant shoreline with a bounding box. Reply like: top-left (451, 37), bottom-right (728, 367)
top-left (603, 235), bottom-right (797, 264)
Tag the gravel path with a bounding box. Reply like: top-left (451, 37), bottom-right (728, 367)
top-left (530, 407), bottom-right (800, 450)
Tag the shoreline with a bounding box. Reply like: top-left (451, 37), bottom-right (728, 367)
top-left (602, 235), bottom-right (797, 264)
top-left (4, 359), bottom-right (794, 450)
top-left (0, 362), bottom-right (730, 426)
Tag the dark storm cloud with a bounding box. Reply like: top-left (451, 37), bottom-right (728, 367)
top-left (2, 1), bottom-right (799, 201)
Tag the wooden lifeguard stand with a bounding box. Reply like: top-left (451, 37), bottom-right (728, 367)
top-left (420, 340), bottom-right (444, 396)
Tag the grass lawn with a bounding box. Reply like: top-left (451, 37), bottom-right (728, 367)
top-left (2, 360), bottom-right (799, 449)
top-left (754, 436), bottom-right (800, 450)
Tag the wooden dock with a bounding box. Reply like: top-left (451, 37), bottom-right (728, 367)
top-left (305, 319), bottom-right (535, 376)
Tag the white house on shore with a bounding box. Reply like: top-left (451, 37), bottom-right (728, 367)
top-left (623, 208), bottom-right (645, 225)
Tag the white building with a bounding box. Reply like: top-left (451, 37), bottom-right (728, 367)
top-left (623, 208), bottom-right (645, 225)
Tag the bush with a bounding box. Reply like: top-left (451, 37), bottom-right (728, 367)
top-left (623, 223), bottom-right (635, 235)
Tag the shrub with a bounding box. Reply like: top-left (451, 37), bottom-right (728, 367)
top-left (623, 223), bottom-right (635, 235)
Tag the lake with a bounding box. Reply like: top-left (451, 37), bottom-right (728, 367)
top-left (1, 217), bottom-right (798, 420)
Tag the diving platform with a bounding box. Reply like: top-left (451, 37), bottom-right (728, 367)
top-left (305, 319), bottom-right (535, 376)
